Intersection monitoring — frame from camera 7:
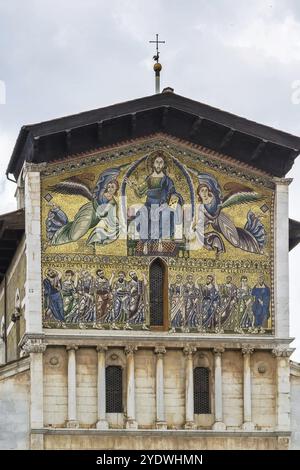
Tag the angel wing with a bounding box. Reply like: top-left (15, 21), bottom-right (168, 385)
top-left (222, 192), bottom-right (265, 209)
top-left (48, 174), bottom-right (95, 201)
top-left (222, 182), bottom-right (265, 209)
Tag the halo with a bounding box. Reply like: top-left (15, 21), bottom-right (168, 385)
top-left (146, 149), bottom-right (175, 175)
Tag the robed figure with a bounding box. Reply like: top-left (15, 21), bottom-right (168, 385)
top-left (251, 275), bottom-right (270, 328)
top-left (126, 152), bottom-right (183, 244)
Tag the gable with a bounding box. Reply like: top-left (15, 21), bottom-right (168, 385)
top-left (7, 91), bottom-right (300, 180)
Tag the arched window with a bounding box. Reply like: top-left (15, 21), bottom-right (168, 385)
top-left (106, 365), bottom-right (123, 413)
top-left (194, 367), bottom-right (210, 414)
top-left (149, 258), bottom-right (167, 329)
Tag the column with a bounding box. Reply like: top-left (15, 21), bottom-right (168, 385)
top-left (154, 346), bottom-right (167, 429)
top-left (212, 347), bottom-right (225, 430)
top-left (22, 338), bottom-right (46, 449)
top-left (96, 346), bottom-right (108, 429)
top-left (272, 347), bottom-right (292, 432)
top-left (66, 345), bottom-right (79, 428)
top-left (183, 345), bottom-right (197, 429)
top-left (274, 178), bottom-right (292, 338)
top-left (242, 346), bottom-right (254, 430)
top-left (125, 345), bottom-right (138, 429)
top-left (24, 165), bottom-right (43, 333)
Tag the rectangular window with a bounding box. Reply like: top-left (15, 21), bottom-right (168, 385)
top-left (106, 365), bottom-right (123, 413)
top-left (194, 367), bottom-right (210, 414)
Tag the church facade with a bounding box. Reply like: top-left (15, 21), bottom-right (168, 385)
top-left (1, 89), bottom-right (300, 449)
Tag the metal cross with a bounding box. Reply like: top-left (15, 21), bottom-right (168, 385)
top-left (149, 34), bottom-right (165, 62)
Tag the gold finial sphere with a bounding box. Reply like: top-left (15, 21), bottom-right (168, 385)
top-left (153, 62), bottom-right (162, 72)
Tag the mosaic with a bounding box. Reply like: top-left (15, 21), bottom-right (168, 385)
top-left (41, 138), bottom-right (274, 333)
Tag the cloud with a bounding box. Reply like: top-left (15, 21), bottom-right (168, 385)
top-left (222, 15), bottom-right (300, 64)
top-left (0, 0), bottom-right (300, 359)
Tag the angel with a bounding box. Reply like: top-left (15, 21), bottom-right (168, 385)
top-left (190, 172), bottom-right (266, 254)
top-left (45, 167), bottom-right (124, 246)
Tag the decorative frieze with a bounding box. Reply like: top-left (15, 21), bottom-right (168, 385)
top-left (40, 136), bottom-right (275, 189)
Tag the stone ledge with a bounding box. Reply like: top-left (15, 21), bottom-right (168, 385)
top-left (32, 428), bottom-right (291, 438)
top-left (42, 330), bottom-right (294, 350)
top-left (0, 356), bottom-right (30, 380)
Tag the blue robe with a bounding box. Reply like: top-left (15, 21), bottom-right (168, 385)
top-left (135, 174), bottom-right (183, 240)
top-left (251, 285), bottom-right (270, 327)
top-left (43, 278), bottom-right (65, 322)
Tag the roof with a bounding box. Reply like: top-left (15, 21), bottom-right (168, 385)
top-left (290, 360), bottom-right (300, 377)
top-left (7, 90), bottom-right (300, 180)
top-left (0, 209), bottom-right (25, 280)
top-left (289, 219), bottom-right (300, 251)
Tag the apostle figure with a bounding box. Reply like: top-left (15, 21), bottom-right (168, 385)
top-left (112, 271), bottom-right (129, 325)
top-left (251, 274), bottom-right (270, 329)
top-left (219, 275), bottom-right (238, 330)
top-left (201, 274), bottom-right (221, 329)
top-left (94, 269), bottom-right (113, 323)
top-left (237, 275), bottom-right (254, 330)
top-left (183, 275), bottom-right (200, 329)
top-left (77, 270), bottom-right (95, 323)
top-left (169, 274), bottom-right (185, 329)
top-left (61, 270), bottom-right (78, 323)
top-left (43, 268), bottom-right (65, 323)
top-left (127, 271), bottom-right (147, 326)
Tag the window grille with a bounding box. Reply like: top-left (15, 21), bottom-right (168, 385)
top-left (150, 259), bottom-right (164, 326)
top-left (106, 365), bottom-right (123, 413)
top-left (194, 367), bottom-right (210, 414)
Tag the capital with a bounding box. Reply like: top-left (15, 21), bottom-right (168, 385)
top-left (272, 347), bottom-right (293, 358)
top-left (154, 346), bottom-right (166, 357)
top-left (273, 177), bottom-right (293, 187)
top-left (22, 338), bottom-right (46, 354)
top-left (66, 344), bottom-right (78, 352)
top-left (96, 345), bottom-right (108, 353)
top-left (242, 345), bottom-right (254, 355)
top-left (213, 347), bottom-right (225, 356)
top-left (183, 345), bottom-right (197, 356)
top-left (23, 161), bottom-right (46, 176)
top-left (124, 345), bottom-right (137, 356)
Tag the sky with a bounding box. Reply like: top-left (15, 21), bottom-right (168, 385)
top-left (0, 0), bottom-right (300, 358)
